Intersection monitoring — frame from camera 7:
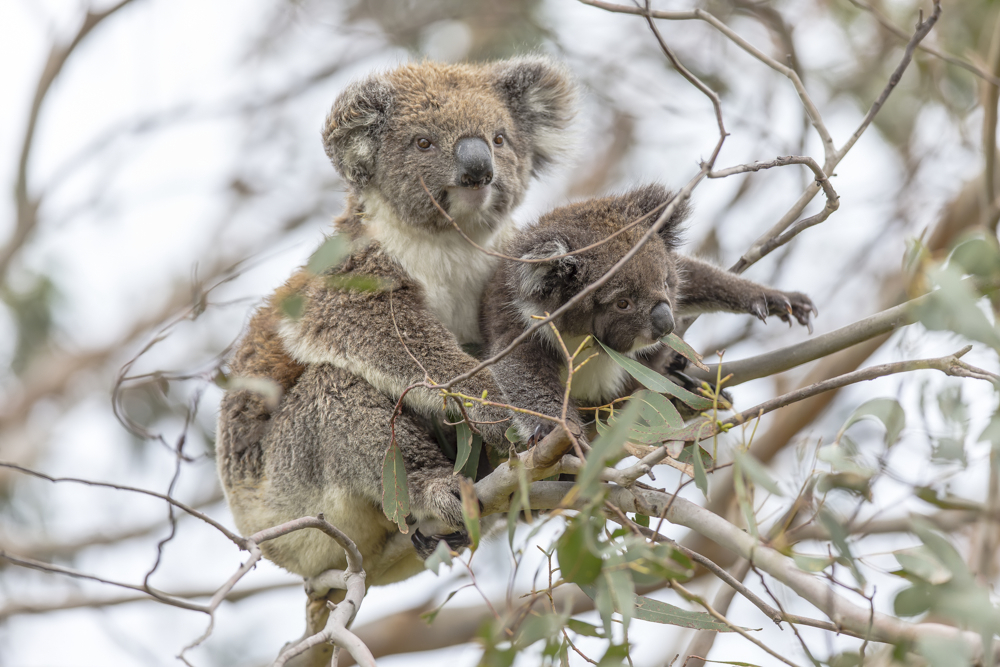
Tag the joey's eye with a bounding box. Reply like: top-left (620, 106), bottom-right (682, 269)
top-left (615, 298), bottom-right (633, 311)
top-left (416, 137), bottom-right (433, 151)
top-left (493, 133), bottom-right (505, 147)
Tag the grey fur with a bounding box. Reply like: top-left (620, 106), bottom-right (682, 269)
top-left (217, 57), bottom-right (577, 584)
top-left (480, 184), bottom-right (816, 443)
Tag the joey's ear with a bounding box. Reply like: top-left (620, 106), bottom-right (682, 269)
top-left (514, 237), bottom-right (581, 299)
top-left (491, 56), bottom-right (578, 175)
top-left (322, 74), bottom-right (395, 189)
top-left (619, 183), bottom-right (689, 251)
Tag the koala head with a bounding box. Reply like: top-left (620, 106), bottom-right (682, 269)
top-left (511, 184), bottom-right (689, 354)
top-left (323, 57), bottom-right (577, 233)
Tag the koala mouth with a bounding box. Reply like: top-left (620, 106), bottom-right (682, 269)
top-left (445, 184), bottom-right (493, 217)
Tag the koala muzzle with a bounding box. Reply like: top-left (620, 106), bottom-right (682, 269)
top-left (456, 137), bottom-right (494, 188)
top-left (651, 301), bottom-right (675, 338)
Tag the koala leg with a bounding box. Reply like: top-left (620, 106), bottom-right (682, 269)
top-left (231, 363), bottom-right (467, 581)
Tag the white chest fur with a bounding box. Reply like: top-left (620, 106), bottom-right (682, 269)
top-left (558, 335), bottom-right (631, 406)
top-left (363, 193), bottom-right (509, 345)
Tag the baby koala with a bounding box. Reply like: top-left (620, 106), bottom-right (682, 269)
top-left (479, 184), bottom-right (816, 442)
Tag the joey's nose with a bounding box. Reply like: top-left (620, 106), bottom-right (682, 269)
top-left (651, 302), bottom-right (675, 338)
top-left (455, 137), bottom-right (493, 188)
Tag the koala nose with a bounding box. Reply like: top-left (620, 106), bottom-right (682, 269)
top-left (455, 137), bottom-right (493, 188)
top-left (651, 302), bottom-right (675, 338)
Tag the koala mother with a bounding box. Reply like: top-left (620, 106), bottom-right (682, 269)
top-left (217, 58), bottom-right (577, 588)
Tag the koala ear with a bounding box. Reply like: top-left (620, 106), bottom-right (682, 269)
top-left (322, 74), bottom-right (395, 189)
top-left (491, 56), bottom-right (578, 175)
top-left (619, 183), bottom-right (689, 251)
top-left (514, 237), bottom-right (581, 299)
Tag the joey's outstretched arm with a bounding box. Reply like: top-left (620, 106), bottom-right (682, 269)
top-left (675, 255), bottom-right (816, 330)
top-left (489, 330), bottom-right (587, 443)
top-left (277, 267), bottom-right (510, 443)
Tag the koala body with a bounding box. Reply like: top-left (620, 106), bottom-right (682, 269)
top-left (217, 58), bottom-right (576, 585)
top-left (480, 184), bottom-right (816, 442)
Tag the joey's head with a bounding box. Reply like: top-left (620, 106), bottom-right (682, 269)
top-left (323, 57), bottom-right (577, 234)
top-left (511, 184), bottom-right (690, 354)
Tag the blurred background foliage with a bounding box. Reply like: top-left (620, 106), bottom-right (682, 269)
top-left (1, 0), bottom-right (999, 665)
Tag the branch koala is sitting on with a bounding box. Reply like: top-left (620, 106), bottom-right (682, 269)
top-left (480, 184), bottom-right (816, 443)
top-left (217, 57), bottom-right (576, 587)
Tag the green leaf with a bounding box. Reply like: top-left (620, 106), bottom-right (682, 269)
top-left (307, 234), bottom-right (352, 274)
top-left (505, 425), bottom-right (521, 444)
top-left (603, 553), bottom-right (635, 631)
top-left (915, 486), bottom-right (980, 511)
top-left (593, 576), bottom-right (616, 639)
top-left (916, 635), bottom-right (972, 667)
top-left (325, 273), bottom-right (393, 293)
top-left (420, 587), bottom-right (460, 623)
top-left (690, 440), bottom-right (709, 497)
top-left (894, 546), bottom-right (952, 585)
top-left (837, 397), bottom-right (906, 449)
top-left (819, 509), bottom-right (864, 586)
top-left (949, 236), bottom-right (1000, 280)
top-left (515, 612), bottom-right (566, 650)
top-left (579, 399), bottom-right (643, 492)
top-left (792, 553), bottom-right (834, 572)
top-left (454, 420), bottom-right (482, 478)
top-left (580, 585), bottom-right (732, 630)
top-left (459, 477), bottom-right (480, 551)
top-left (596, 340), bottom-right (713, 409)
top-left (911, 264), bottom-right (1000, 350)
top-left (556, 518), bottom-right (603, 585)
top-left (660, 332), bottom-right (709, 371)
top-left (732, 449), bottom-right (782, 496)
top-left (596, 643), bottom-right (629, 667)
top-left (280, 293), bottom-right (305, 320)
top-left (894, 583), bottom-right (932, 617)
top-left (424, 540), bottom-right (453, 576)
top-left (381, 440), bottom-right (410, 533)
top-left (566, 619), bottom-right (604, 638)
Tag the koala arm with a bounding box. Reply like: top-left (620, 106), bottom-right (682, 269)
top-left (277, 270), bottom-right (510, 444)
top-left (488, 328), bottom-right (587, 444)
top-left (674, 255), bottom-right (816, 329)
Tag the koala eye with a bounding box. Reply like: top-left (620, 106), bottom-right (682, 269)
top-left (615, 298), bottom-right (633, 312)
top-left (415, 137), bottom-right (433, 151)
top-left (493, 133), bottom-right (505, 147)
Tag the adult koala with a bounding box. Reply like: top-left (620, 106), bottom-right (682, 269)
top-left (217, 58), bottom-right (577, 587)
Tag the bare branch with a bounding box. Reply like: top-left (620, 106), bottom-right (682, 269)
top-left (5, 0), bottom-right (139, 281)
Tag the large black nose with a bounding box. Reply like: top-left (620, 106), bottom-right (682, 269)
top-left (455, 137), bottom-right (493, 188)
top-left (651, 302), bottom-right (675, 338)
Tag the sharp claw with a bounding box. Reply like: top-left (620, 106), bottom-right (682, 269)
top-left (807, 317), bottom-right (814, 335)
top-left (752, 301), bottom-right (768, 322)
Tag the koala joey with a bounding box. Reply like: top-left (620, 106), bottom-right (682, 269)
top-left (216, 57), bottom-right (577, 587)
top-left (480, 184), bottom-right (816, 444)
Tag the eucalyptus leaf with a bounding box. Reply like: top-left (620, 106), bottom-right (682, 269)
top-left (837, 397), bottom-right (906, 449)
top-left (660, 332), bottom-right (709, 371)
top-left (596, 340), bottom-right (713, 409)
top-left (911, 265), bottom-right (1000, 350)
top-left (307, 234), bottom-right (352, 274)
top-left (381, 440), bottom-right (410, 532)
top-left (424, 540), bottom-right (453, 575)
top-left (732, 449), bottom-right (782, 496)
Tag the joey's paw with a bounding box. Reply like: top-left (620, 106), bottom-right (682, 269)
top-left (422, 474), bottom-right (473, 529)
top-left (753, 291), bottom-right (817, 333)
top-left (411, 528), bottom-right (470, 559)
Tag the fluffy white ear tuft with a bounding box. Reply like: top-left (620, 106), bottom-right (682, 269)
top-left (322, 75), bottom-right (396, 188)
top-left (491, 56), bottom-right (578, 175)
top-left (514, 238), bottom-right (579, 298)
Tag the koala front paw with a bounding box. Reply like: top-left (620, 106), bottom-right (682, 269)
top-left (751, 291), bottom-right (817, 334)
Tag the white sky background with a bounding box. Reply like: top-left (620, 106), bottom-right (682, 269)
top-left (0, 0), bottom-right (997, 665)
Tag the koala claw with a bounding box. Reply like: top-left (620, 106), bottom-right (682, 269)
top-left (411, 528), bottom-right (470, 559)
